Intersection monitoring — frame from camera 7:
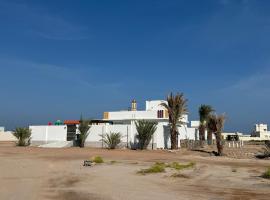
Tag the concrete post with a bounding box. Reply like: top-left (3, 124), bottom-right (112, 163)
top-left (45, 126), bottom-right (48, 143)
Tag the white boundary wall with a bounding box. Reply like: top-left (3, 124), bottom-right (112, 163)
top-left (85, 123), bottom-right (196, 149)
top-left (30, 125), bottom-right (67, 144)
top-left (29, 123), bottom-right (197, 149)
top-left (0, 131), bottom-right (16, 142)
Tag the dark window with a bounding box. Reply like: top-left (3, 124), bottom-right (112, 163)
top-left (157, 110), bottom-right (164, 118)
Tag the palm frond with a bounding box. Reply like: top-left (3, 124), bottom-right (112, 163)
top-left (135, 120), bottom-right (157, 150)
top-left (100, 132), bottom-right (122, 149)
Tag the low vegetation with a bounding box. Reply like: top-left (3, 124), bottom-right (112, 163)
top-left (137, 162), bottom-right (166, 175)
top-left (91, 156), bottom-right (104, 164)
top-left (262, 168), bottom-right (270, 179)
top-left (166, 162), bottom-right (195, 170)
top-left (100, 132), bottom-right (122, 149)
top-left (13, 127), bottom-right (32, 146)
top-left (137, 161), bottom-right (195, 175)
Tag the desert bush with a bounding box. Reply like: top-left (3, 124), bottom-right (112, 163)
top-left (166, 162), bottom-right (195, 170)
top-left (91, 156), bottom-right (104, 164)
top-left (262, 168), bottom-right (270, 179)
top-left (135, 120), bottom-right (157, 150)
top-left (13, 127), bottom-right (31, 146)
top-left (137, 162), bottom-right (166, 174)
top-left (100, 132), bottom-right (122, 149)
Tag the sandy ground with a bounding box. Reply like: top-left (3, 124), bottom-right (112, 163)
top-left (0, 142), bottom-right (269, 200)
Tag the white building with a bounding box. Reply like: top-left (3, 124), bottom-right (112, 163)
top-left (95, 100), bottom-right (195, 149)
top-left (251, 124), bottom-right (270, 139)
top-left (30, 100), bottom-right (197, 149)
top-left (222, 124), bottom-right (270, 141)
top-left (0, 127), bottom-right (4, 132)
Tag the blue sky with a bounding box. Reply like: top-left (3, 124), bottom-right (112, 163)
top-left (0, 0), bottom-right (270, 133)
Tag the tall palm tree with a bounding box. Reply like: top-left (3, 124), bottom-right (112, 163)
top-left (161, 92), bottom-right (188, 150)
top-left (207, 114), bottom-right (226, 156)
top-left (198, 105), bottom-right (215, 145)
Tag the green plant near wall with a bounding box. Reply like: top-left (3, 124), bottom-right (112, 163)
top-left (78, 117), bottom-right (91, 148)
top-left (100, 132), bottom-right (122, 149)
top-left (13, 127), bottom-right (32, 146)
top-left (135, 120), bottom-right (157, 150)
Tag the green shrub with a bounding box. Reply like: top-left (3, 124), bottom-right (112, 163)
top-left (166, 162), bottom-right (195, 170)
top-left (91, 156), bottom-right (104, 164)
top-left (137, 162), bottom-right (165, 174)
top-left (262, 167), bottom-right (270, 179)
top-left (135, 120), bottom-right (157, 150)
top-left (13, 127), bottom-right (32, 146)
top-left (100, 132), bottom-right (122, 149)
top-left (78, 118), bottom-right (91, 148)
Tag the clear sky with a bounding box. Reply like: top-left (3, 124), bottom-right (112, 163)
top-left (0, 0), bottom-right (270, 133)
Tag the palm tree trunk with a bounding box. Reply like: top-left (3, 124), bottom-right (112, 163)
top-left (215, 132), bottom-right (223, 156)
top-left (171, 128), bottom-right (178, 149)
top-left (199, 125), bottom-right (205, 147)
top-left (207, 130), bottom-right (213, 145)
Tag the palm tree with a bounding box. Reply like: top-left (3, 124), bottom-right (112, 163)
top-left (135, 120), bottom-right (157, 150)
top-left (207, 114), bottom-right (226, 156)
top-left (13, 127), bottom-right (32, 146)
top-left (78, 117), bottom-right (91, 148)
top-left (198, 105), bottom-right (215, 145)
top-left (100, 132), bottom-right (122, 149)
top-left (161, 92), bottom-right (188, 149)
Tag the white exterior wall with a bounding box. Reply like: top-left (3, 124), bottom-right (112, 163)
top-left (107, 110), bottom-right (188, 124)
top-left (30, 125), bottom-right (67, 144)
top-left (146, 100), bottom-right (167, 111)
top-left (85, 122), bottom-right (196, 149)
top-left (0, 131), bottom-right (16, 142)
top-left (86, 124), bottom-right (132, 148)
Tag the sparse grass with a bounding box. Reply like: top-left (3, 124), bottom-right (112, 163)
top-left (166, 162), bottom-right (195, 170)
top-left (91, 156), bottom-right (104, 164)
top-left (262, 167), bottom-right (270, 179)
top-left (171, 173), bottom-right (190, 178)
top-left (137, 162), bottom-right (166, 175)
top-left (137, 161), bottom-right (195, 175)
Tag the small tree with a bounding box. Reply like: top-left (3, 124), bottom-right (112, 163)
top-left (135, 120), bottom-right (157, 150)
top-left (13, 127), bottom-right (32, 146)
top-left (100, 132), bottom-right (122, 149)
top-left (78, 118), bottom-right (90, 148)
top-left (207, 114), bottom-right (226, 156)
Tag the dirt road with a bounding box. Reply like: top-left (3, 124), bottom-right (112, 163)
top-left (0, 143), bottom-right (269, 200)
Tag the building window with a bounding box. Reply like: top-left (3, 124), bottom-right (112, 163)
top-left (157, 110), bottom-right (164, 118)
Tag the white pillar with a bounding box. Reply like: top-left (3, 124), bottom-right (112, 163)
top-left (45, 126), bottom-right (48, 143)
top-left (228, 142), bottom-right (231, 148)
top-left (232, 141), bottom-right (235, 148)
